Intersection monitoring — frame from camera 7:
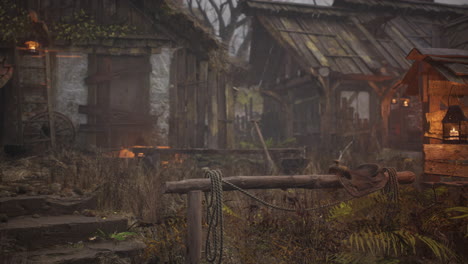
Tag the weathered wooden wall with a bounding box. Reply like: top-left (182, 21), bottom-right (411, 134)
top-left (169, 49), bottom-right (232, 149)
top-left (424, 144), bottom-right (468, 178)
top-left (419, 61), bottom-right (468, 179)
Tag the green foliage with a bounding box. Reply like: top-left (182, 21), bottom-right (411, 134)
top-left (328, 186), bottom-right (464, 264)
top-left (51, 9), bottom-right (135, 42)
top-left (339, 229), bottom-right (456, 262)
top-left (0, 0), bottom-right (30, 43)
top-left (446, 206), bottom-right (468, 219)
top-left (0, 0), bottom-right (135, 44)
top-left (110, 231), bottom-right (137, 241)
top-left (328, 202), bottom-right (353, 220)
top-left (95, 229), bottom-right (136, 241)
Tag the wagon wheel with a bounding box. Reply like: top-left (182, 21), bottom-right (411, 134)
top-left (23, 111), bottom-right (75, 145)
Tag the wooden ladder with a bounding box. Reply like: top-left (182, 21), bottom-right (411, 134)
top-left (15, 47), bottom-right (56, 147)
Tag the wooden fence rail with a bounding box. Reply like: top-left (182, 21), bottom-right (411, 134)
top-left (165, 171), bottom-right (416, 264)
top-left (164, 171), bottom-right (416, 194)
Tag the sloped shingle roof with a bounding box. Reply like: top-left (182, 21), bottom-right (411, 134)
top-left (334, 0), bottom-right (468, 15)
top-left (243, 0), bottom-right (468, 78)
top-left (403, 48), bottom-right (468, 94)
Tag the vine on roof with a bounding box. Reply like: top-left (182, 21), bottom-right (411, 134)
top-left (0, 0), bottom-right (135, 45)
top-left (51, 10), bottom-right (135, 42)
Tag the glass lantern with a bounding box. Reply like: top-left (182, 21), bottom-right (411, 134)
top-left (442, 105), bottom-right (468, 144)
top-left (25, 40), bottom-right (40, 53)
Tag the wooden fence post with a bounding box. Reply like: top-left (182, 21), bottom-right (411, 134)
top-left (186, 191), bottom-right (202, 264)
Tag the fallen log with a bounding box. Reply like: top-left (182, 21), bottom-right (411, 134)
top-left (164, 171), bottom-right (415, 194)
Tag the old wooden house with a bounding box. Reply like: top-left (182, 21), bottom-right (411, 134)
top-left (242, 0), bottom-right (468, 152)
top-left (400, 47), bottom-right (468, 182)
top-left (0, 0), bottom-right (233, 152)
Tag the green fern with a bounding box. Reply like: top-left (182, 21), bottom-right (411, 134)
top-left (446, 207), bottom-right (468, 219)
top-left (340, 228), bottom-right (457, 262)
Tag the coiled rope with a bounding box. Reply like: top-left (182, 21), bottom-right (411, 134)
top-left (204, 169), bottom-right (224, 264)
top-left (203, 167), bottom-right (400, 263)
top-left (383, 167), bottom-right (400, 202)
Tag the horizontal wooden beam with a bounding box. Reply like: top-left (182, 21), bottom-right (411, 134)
top-left (422, 181), bottom-right (468, 187)
top-left (130, 147), bottom-right (305, 156)
top-left (278, 29), bottom-right (336, 37)
top-left (424, 161), bottom-right (468, 178)
top-left (164, 171), bottom-right (415, 194)
top-left (424, 144), bottom-right (468, 161)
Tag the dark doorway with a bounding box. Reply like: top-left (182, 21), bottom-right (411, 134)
top-left (81, 55), bottom-right (152, 148)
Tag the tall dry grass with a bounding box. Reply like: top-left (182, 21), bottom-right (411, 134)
top-left (1, 145), bottom-right (428, 263)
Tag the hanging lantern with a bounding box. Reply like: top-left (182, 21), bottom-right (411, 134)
top-left (442, 105), bottom-right (468, 144)
top-left (401, 97), bottom-right (410, 107)
top-left (25, 40), bottom-right (40, 53)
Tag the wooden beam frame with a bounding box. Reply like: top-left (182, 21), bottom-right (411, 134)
top-left (165, 170), bottom-right (415, 264)
top-left (164, 171), bottom-right (415, 194)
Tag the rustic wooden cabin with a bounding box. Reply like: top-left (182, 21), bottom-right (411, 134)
top-left (400, 48), bottom-right (468, 182)
top-left (242, 0), bottom-right (468, 152)
top-left (0, 0), bottom-right (233, 151)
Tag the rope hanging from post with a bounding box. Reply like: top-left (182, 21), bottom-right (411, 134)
top-left (383, 167), bottom-right (400, 202)
top-left (204, 169), bottom-right (224, 264)
top-left (202, 166), bottom-right (401, 263)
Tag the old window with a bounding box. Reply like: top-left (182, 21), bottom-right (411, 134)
top-left (340, 91), bottom-right (370, 122)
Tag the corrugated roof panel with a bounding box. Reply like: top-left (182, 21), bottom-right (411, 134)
top-left (248, 0), bottom-right (462, 76)
top-left (379, 41), bottom-right (411, 69)
top-left (391, 17), bottom-right (431, 48)
top-left (330, 23), bottom-right (378, 74)
top-left (278, 16), bottom-right (332, 68)
top-left (257, 16), bottom-right (310, 66)
top-left (294, 18), bottom-right (343, 64)
top-left (385, 23), bottom-right (416, 56)
top-left (338, 23), bottom-right (383, 71)
top-left (333, 0), bottom-right (468, 15)
top-left (337, 57), bottom-right (363, 74)
top-left (431, 62), bottom-right (468, 85)
top-left (269, 16), bottom-right (324, 68)
top-left (445, 63), bottom-right (468, 76)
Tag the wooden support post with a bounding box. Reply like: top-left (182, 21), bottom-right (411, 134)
top-left (186, 191), bottom-right (202, 264)
top-left (45, 50), bottom-right (56, 148)
top-left (12, 47), bottom-right (24, 145)
top-left (207, 70), bottom-right (219, 149)
top-left (252, 120), bottom-right (278, 174)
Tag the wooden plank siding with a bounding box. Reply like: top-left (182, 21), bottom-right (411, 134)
top-left (424, 144), bottom-right (468, 178)
top-left (169, 48), bottom-right (231, 149)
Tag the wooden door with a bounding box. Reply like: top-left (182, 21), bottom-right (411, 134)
top-left (81, 55), bottom-right (152, 148)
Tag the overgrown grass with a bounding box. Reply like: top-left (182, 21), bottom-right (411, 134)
top-left (1, 147), bottom-right (465, 264)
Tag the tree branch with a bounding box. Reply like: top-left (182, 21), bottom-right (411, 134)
top-left (207, 0), bottom-right (226, 35)
top-left (192, 0), bottom-right (216, 33)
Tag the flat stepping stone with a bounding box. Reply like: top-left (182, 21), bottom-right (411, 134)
top-left (0, 215), bottom-right (128, 249)
top-left (0, 195), bottom-right (97, 217)
top-left (2, 239), bottom-right (146, 264)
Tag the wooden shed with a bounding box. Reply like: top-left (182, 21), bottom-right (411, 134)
top-left (401, 48), bottom-right (468, 182)
top-left (242, 0), bottom-right (468, 153)
top-left (0, 0), bottom-right (234, 151)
